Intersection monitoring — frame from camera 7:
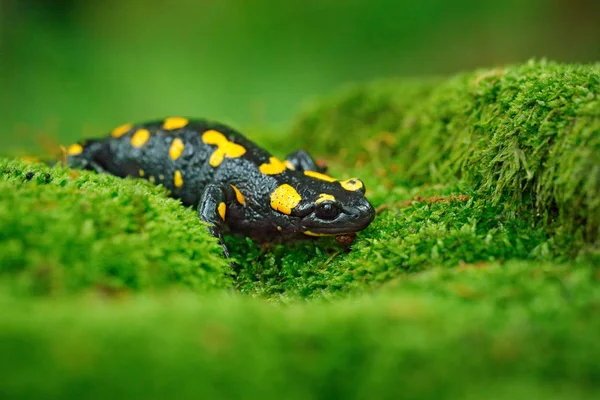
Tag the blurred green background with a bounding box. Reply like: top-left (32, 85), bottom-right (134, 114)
top-left (1, 0), bottom-right (599, 153)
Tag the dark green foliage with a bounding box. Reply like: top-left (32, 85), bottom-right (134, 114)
top-left (0, 159), bottom-right (232, 296)
top-left (291, 60), bottom-right (600, 243)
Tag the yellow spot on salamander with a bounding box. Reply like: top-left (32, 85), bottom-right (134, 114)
top-left (270, 184), bottom-right (301, 215)
top-left (163, 117), bottom-right (189, 130)
top-left (139, 169), bottom-right (145, 177)
top-left (304, 231), bottom-right (337, 237)
top-left (304, 170), bottom-right (336, 182)
top-left (131, 128), bottom-right (150, 148)
top-left (202, 130), bottom-right (246, 167)
top-left (174, 170), bottom-right (184, 188)
top-left (284, 160), bottom-right (295, 170)
top-left (169, 138), bottom-right (185, 160)
top-left (340, 178), bottom-right (364, 192)
top-left (111, 123), bottom-right (132, 138)
top-left (218, 202), bottom-right (226, 221)
top-left (159, 174), bottom-right (165, 181)
top-left (230, 184), bottom-right (245, 205)
top-left (67, 144), bottom-right (83, 156)
top-left (259, 157), bottom-right (287, 175)
top-left (315, 193), bottom-right (335, 204)
top-left (149, 176), bottom-right (156, 184)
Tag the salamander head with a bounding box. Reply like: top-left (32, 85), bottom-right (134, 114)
top-left (269, 172), bottom-right (376, 238)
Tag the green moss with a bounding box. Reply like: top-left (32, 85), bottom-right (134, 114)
top-left (1, 262), bottom-right (599, 400)
top-left (291, 60), bottom-right (600, 244)
top-left (232, 184), bottom-right (577, 299)
top-left (0, 159), bottom-right (232, 296)
top-left (1, 60), bottom-right (599, 398)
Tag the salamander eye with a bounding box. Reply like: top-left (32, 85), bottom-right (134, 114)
top-left (315, 202), bottom-right (340, 220)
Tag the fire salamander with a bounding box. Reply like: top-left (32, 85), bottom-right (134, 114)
top-left (65, 117), bottom-right (376, 258)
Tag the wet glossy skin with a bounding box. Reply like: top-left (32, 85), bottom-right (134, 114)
top-left (66, 117), bottom-right (376, 257)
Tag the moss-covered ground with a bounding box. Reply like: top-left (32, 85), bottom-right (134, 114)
top-left (1, 60), bottom-right (599, 399)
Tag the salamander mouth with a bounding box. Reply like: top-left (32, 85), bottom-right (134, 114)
top-left (302, 223), bottom-right (366, 236)
top-left (300, 203), bottom-right (376, 235)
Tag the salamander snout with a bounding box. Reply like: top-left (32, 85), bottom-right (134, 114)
top-left (299, 188), bottom-right (376, 236)
top-left (346, 201), bottom-right (376, 226)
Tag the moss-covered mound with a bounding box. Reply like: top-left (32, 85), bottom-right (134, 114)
top-left (2, 263), bottom-right (599, 400)
top-left (0, 159), bottom-right (231, 296)
top-left (0, 60), bottom-right (599, 399)
top-left (291, 60), bottom-right (600, 244)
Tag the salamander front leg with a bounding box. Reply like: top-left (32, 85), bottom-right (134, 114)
top-left (285, 149), bottom-right (328, 173)
top-left (197, 183), bottom-right (233, 259)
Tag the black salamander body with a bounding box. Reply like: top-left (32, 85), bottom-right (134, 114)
top-left (66, 117), bottom-right (375, 257)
